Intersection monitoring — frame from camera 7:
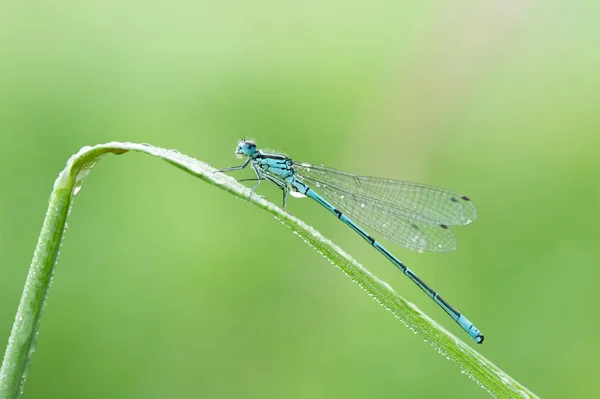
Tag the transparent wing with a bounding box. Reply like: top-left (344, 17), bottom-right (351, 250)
top-left (293, 162), bottom-right (476, 252)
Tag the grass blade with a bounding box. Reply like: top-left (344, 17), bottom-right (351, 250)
top-left (0, 142), bottom-right (538, 398)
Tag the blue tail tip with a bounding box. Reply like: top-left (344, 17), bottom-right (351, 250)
top-left (476, 334), bottom-right (485, 344)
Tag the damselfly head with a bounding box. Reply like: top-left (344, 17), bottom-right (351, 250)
top-left (235, 139), bottom-right (257, 158)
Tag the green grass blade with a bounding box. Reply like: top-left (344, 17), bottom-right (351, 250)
top-left (0, 142), bottom-right (538, 398)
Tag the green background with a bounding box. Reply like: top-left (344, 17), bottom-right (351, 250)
top-left (1, 1), bottom-right (599, 398)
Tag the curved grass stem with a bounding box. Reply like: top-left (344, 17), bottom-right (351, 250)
top-left (0, 142), bottom-right (538, 398)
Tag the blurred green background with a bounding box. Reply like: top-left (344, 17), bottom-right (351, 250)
top-left (1, 1), bottom-right (599, 398)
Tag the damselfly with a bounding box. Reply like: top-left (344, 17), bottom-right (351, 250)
top-left (219, 140), bottom-right (484, 344)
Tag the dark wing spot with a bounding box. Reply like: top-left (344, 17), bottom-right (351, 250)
top-left (440, 224), bottom-right (449, 229)
top-left (461, 195), bottom-right (471, 201)
top-left (451, 197), bottom-right (459, 203)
